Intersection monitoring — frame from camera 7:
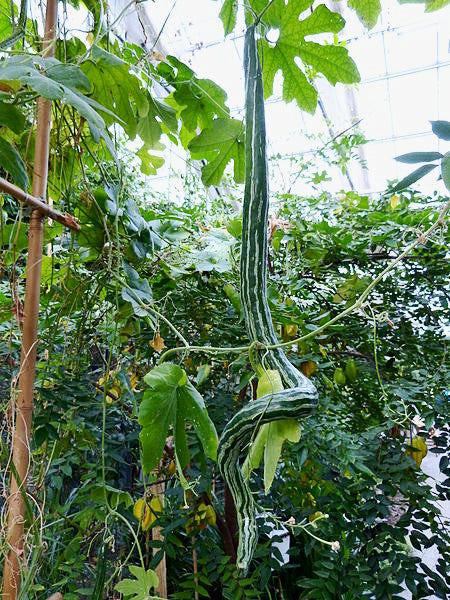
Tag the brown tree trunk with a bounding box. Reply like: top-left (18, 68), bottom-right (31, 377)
top-left (2, 1), bottom-right (58, 597)
top-left (150, 479), bottom-right (167, 598)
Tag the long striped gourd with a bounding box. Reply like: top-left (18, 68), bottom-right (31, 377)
top-left (217, 24), bottom-right (318, 573)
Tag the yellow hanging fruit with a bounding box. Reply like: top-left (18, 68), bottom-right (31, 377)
top-left (133, 498), bottom-right (144, 520)
top-left (406, 436), bottom-right (428, 468)
top-left (204, 505), bottom-right (216, 527)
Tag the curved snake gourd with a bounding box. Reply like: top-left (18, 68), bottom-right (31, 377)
top-left (217, 24), bottom-right (318, 573)
top-left (0, 0), bottom-right (27, 49)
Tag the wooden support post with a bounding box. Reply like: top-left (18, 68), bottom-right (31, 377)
top-left (1, 0), bottom-right (58, 597)
top-left (150, 479), bottom-right (167, 599)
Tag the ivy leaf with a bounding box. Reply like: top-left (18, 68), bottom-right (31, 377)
top-left (0, 55), bottom-right (106, 129)
top-left (398, 0), bottom-right (450, 11)
top-left (137, 145), bottom-right (165, 176)
top-left (139, 364), bottom-right (218, 473)
top-left (114, 565), bottom-right (159, 600)
top-left (347, 0), bottom-right (381, 29)
top-left (0, 136), bottom-right (28, 189)
top-left (260, 0), bottom-right (360, 113)
top-left (219, 0), bottom-right (238, 35)
top-left (188, 118), bottom-right (244, 186)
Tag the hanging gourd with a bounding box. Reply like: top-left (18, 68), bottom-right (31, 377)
top-left (217, 24), bottom-right (318, 573)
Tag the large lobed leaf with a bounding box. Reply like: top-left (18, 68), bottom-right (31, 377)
top-left (139, 363), bottom-right (218, 473)
top-left (260, 0), bottom-right (360, 113)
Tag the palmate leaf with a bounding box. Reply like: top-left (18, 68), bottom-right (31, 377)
top-left (0, 55), bottom-right (106, 129)
top-left (139, 363), bottom-right (218, 473)
top-left (160, 56), bottom-right (230, 146)
top-left (188, 118), bottom-right (245, 186)
top-left (259, 0), bottom-right (360, 113)
top-left (114, 566), bottom-right (159, 600)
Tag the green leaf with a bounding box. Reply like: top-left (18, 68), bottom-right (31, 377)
top-left (0, 55), bottom-right (106, 129)
top-left (81, 45), bottom-right (153, 140)
top-left (398, 0), bottom-right (450, 11)
top-left (115, 566), bottom-right (159, 600)
top-left (219, 0), bottom-right (238, 35)
top-left (430, 119), bottom-right (450, 141)
top-left (137, 145), bottom-right (165, 176)
top-left (139, 364), bottom-right (218, 474)
top-left (395, 151), bottom-right (443, 163)
top-left (121, 261), bottom-right (153, 317)
top-left (390, 163), bottom-right (438, 193)
top-left (264, 419), bottom-right (301, 493)
top-left (441, 152), bottom-right (450, 191)
top-left (260, 1), bottom-right (360, 113)
top-left (188, 118), bottom-right (244, 186)
top-left (0, 136), bottom-right (28, 189)
top-left (162, 56), bottom-right (229, 144)
top-left (241, 369), bottom-right (301, 491)
top-left (179, 382), bottom-right (219, 462)
top-left (0, 101), bottom-right (25, 133)
top-left (347, 0), bottom-right (381, 29)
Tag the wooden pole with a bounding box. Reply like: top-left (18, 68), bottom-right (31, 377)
top-left (151, 479), bottom-right (167, 598)
top-left (2, 0), bottom-right (58, 597)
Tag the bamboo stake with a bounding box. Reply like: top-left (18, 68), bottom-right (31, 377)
top-left (2, 0), bottom-right (58, 597)
top-left (0, 176), bottom-right (81, 231)
top-left (150, 478), bottom-right (167, 598)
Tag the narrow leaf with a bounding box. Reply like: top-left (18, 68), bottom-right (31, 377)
top-left (441, 152), bottom-right (450, 191)
top-left (395, 151), bottom-right (443, 164)
top-left (430, 119), bottom-right (450, 141)
top-left (390, 163), bottom-right (438, 193)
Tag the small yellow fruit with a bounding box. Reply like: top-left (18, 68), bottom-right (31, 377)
top-left (309, 511), bottom-right (323, 522)
top-left (406, 436), bottom-right (428, 468)
top-left (167, 460), bottom-right (176, 475)
top-left (204, 505), bottom-right (216, 527)
top-left (133, 498), bottom-right (144, 520)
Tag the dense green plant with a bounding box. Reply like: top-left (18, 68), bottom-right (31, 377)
top-left (1, 0), bottom-right (449, 598)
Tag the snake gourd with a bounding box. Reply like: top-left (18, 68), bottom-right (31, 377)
top-left (217, 24), bottom-right (318, 573)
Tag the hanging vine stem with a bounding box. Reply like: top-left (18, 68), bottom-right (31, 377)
top-left (154, 197), bottom-right (449, 364)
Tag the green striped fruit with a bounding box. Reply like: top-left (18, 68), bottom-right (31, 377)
top-left (217, 24), bottom-right (318, 574)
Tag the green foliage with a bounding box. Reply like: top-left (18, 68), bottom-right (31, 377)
top-left (115, 566), bottom-right (159, 600)
top-left (139, 363), bottom-right (218, 473)
top-left (189, 118), bottom-right (245, 186)
top-left (259, 1), bottom-right (360, 113)
top-left (391, 120), bottom-right (450, 192)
